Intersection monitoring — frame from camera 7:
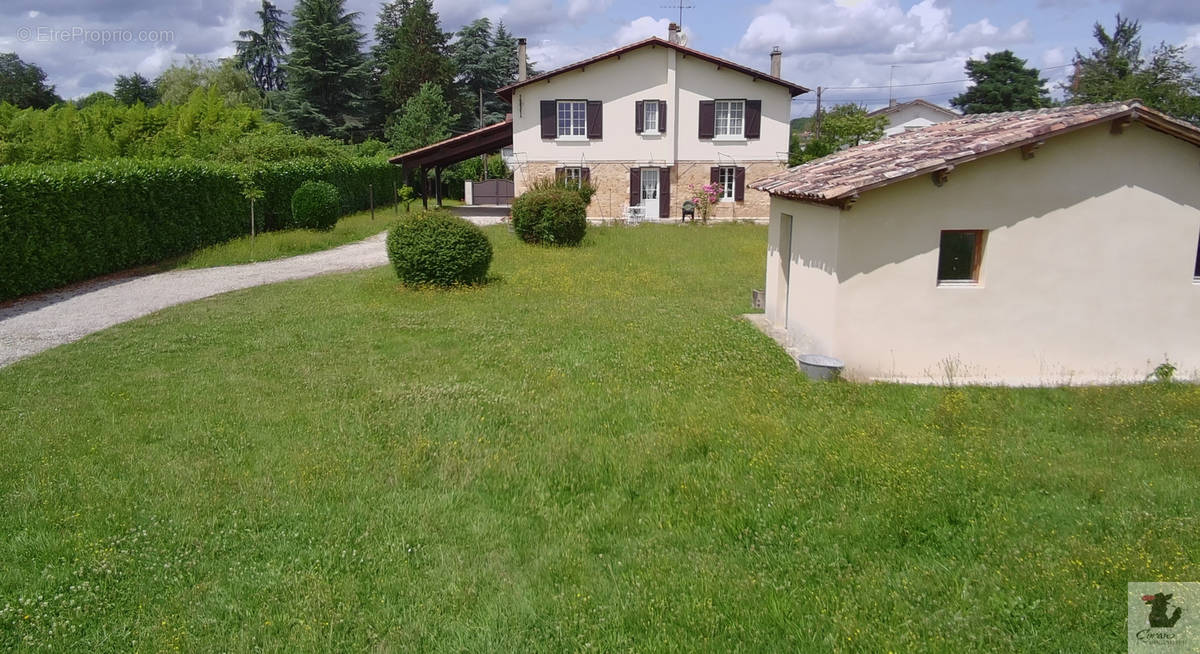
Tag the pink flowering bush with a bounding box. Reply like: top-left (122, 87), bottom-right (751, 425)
top-left (688, 182), bottom-right (721, 223)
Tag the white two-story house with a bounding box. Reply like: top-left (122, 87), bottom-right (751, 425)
top-left (488, 25), bottom-right (808, 221)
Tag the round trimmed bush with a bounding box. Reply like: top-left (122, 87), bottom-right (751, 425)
top-left (511, 187), bottom-right (587, 246)
top-left (289, 180), bottom-right (341, 230)
top-left (387, 210), bottom-right (493, 286)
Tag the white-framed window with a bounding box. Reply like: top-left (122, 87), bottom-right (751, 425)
top-left (557, 100), bottom-right (587, 138)
top-left (564, 167), bottom-right (583, 186)
top-left (644, 101), bottom-right (659, 133)
top-left (715, 100), bottom-right (745, 138)
top-left (718, 166), bottom-right (736, 201)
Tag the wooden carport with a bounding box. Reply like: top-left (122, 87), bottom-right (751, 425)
top-left (387, 117), bottom-right (514, 209)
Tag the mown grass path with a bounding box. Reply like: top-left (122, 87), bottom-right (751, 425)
top-left (1, 224), bottom-right (1197, 652)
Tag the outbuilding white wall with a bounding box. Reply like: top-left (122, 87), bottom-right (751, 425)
top-left (765, 121), bottom-right (1200, 384)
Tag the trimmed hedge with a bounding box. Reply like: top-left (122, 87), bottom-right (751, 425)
top-left (386, 210), bottom-right (493, 287)
top-left (0, 157), bottom-right (399, 301)
top-left (511, 187), bottom-right (587, 246)
top-left (289, 181), bottom-right (341, 230)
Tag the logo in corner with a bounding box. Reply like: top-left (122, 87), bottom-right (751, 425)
top-left (1129, 583), bottom-right (1196, 651)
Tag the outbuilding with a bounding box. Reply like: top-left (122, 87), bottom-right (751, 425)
top-left (751, 101), bottom-right (1200, 384)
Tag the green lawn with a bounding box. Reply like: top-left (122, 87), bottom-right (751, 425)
top-left (1, 224), bottom-right (1197, 652)
top-left (172, 200), bottom-right (462, 270)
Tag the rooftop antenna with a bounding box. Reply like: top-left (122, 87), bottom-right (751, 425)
top-left (661, 0), bottom-right (694, 26)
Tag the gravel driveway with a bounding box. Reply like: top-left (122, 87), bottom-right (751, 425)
top-left (0, 232), bottom-right (389, 368)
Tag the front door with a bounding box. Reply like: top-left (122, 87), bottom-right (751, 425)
top-left (640, 168), bottom-right (659, 215)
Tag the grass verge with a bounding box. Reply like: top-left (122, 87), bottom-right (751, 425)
top-left (0, 224), bottom-right (1197, 652)
top-left (172, 200), bottom-right (463, 270)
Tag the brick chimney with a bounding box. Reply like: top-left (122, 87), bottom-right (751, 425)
top-left (517, 38), bottom-right (528, 81)
top-left (668, 23), bottom-right (681, 44)
top-left (770, 46), bottom-right (782, 77)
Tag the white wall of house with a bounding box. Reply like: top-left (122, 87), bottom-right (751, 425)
top-left (765, 121), bottom-right (1200, 384)
top-left (510, 43), bottom-right (792, 166)
top-left (878, 103), bottom-right (957, 136)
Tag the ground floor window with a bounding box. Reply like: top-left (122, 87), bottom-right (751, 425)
top-left (718, 166), bottom-right (736, 201)
top-left (564, 167), bottom-right (582, 186)
top-left (937, 230), bottom-right (985, 285)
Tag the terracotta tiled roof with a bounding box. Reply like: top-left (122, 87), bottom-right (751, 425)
top-left (496, 37), bottom-right (809, 101)
top-left (752, 101), bottom-right (1200, 205)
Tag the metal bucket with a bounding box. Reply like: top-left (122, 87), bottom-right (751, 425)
top-left (797, 354), bottom-right (844, 381)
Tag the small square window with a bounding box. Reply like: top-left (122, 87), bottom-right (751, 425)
top-left (563, 167), bottom-right (582, 187)
top-left (937, 230), bottom-right (985, 285)
top-left (644, 102), bottom-right (659, 133)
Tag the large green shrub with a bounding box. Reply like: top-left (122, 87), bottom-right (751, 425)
top-left (0, 157), bottom-right (400, 301)
top-left (386, 210), bottom-right (492, 287)
top-left (511, 187), bottom-right (587, 246)
top-left (289, 181), bottom-right (340, 230)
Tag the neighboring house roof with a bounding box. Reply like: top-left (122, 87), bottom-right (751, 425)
top-left (751, 101), bottom-right (1200, 205)
top-left (496, 37), bottom-right (810, 102)
top-left (388, 117), bottom-right (513, 168)
top-left (866, 98), bottom-right (959, 120)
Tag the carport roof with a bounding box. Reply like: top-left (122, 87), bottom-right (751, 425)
top-left (388, 117), bottom-right (513, 169)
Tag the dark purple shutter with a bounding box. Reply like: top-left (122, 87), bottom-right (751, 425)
top-left (745, 100), bottom-right (762, 139)
top-left (541, 101), bottom-right (556, 139)
top-left (659, 101), bottom-right (667, 134)
top-left (635, 100), bottom-right (644, 133)
top-left (659, 167), bottom-right (671, 219)
top-left (554, 167), bottom-right (565, 181)
top-left (710, 167), bottom-right (719, 185)
top-left (581, 168), bottom-right (590, 183)
top-left (735, 167), bottom-right (746, 202)
top-left (587, 101), bottom-right (602, 139)
top-left (698, 100), bottom-right (715, 139)
top-left (629, 168), bottom-right (641, 207)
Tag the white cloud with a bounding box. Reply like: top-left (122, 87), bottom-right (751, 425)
top-left (613, 16), bottom-right (673, 44)
top-left (567, 0), bottom-right (613, 21)
top-left (731, 0), bottom-right (1039, 117)
top-left (1042, 47), bottom-right (1066, 68)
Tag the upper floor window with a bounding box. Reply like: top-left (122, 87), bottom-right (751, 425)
top-left (937, 229), bottom-right (985, 286)
top-left (718, 166), bottom-right (736, 201)
top-left (715, 100), bottom-right (745, 138)
top-left (644, 101), bottom-right (659, 133)
top-left (557, 100), bottom-right (587, 138)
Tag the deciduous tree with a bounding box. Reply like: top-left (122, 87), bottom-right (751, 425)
top-left (0, 53), bottom-right (61, 109)
top-left (1067, 15), bottom-right (1200, 124)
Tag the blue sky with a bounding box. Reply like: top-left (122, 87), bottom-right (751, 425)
top-left (1, 0), bottom-right (1197, 116)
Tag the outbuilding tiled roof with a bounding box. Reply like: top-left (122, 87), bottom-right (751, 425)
top-left (751, 101), bottom-right (1200, 205)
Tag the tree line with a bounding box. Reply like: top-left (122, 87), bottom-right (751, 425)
top-left (0, 0), bottom-right (530, 155)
